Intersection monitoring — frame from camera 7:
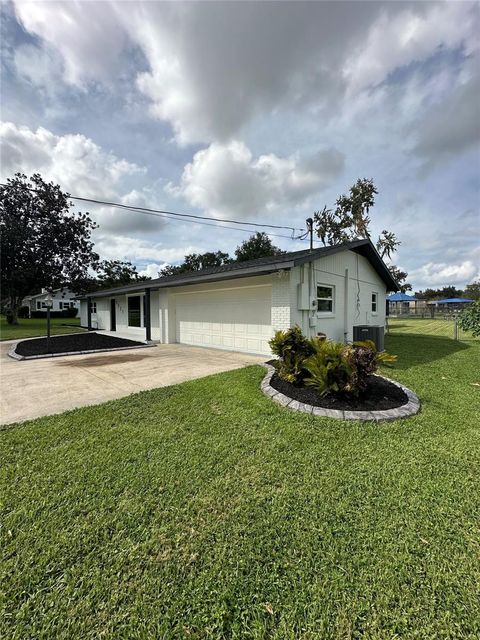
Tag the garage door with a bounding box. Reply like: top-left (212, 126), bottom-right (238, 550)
top-left (175, 284), bottom-right (272, 355)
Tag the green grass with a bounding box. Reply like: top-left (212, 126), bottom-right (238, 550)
top-left (0, 315), bottom-right (83, 341)
top-left (388, 316), bottom-right (479, 340)
top-left (1, 330), bottom-right (479, 638)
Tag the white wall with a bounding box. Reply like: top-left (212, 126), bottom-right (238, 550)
top-left (290, 249), bottom-right (387, 343)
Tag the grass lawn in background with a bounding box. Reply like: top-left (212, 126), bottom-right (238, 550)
top-left (0, 315), bottom-right (83, 341)
top-left (1, 326), bottom-right (479, 638)
top-left (387, 316), bottom-right (479, 340)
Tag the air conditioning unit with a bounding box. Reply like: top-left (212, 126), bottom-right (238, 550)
top-left (353, 325), bottom-right (384, 351)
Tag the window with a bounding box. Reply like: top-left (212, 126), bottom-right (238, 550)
top-left (128, 296), bottom-right (142, 327)
top-left (70, 301), bottom-right (75, 308)
top-left (317, 285), bottom-right (334, 313)
top-left (371, 292), bottom-right (378, 314)
top-left (89, 301), bottom-right (97, 314)
top-left (37, 301), bottom-right (41, 310)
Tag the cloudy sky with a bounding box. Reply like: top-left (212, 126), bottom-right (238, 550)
top-left (1, 0), bottom-right (479, 290)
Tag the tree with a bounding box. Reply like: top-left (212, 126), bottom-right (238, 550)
top-left (464, 280), bottom-right (480, 300)
top-left (388, 266), bottom-right (412, 293)
top-left (235, 232), bottom-right (285, 262)
top-left (415, 286), bottom-right (463, 300)
top-left (313, 178), bottom-right (400, 260)
top-left (97, 260), bottom-right (150, 289)
top-left (458, 300), bottom-right (480, 337)
top-left (160, 251), bottom-right (232, 277)
top-left (0, 173), bottom-right (98, 324)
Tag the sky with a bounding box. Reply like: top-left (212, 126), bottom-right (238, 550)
top-left (0, 0), bottom-right (479, 291)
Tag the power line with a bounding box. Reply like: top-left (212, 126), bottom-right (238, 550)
top-left (0, 182), bottom-right (315, 241)
top-left (0, 183), bottom-right (303, 233)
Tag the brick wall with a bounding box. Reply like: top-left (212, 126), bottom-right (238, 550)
top-left (271, 272), bottom-right (291, 330)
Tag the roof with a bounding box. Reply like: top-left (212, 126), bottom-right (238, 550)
top-left (436, 297), bottom-right (474, 304)
top-left (84, 238), bottom-right (399, 299)
top-left (387, 292), bottom-right (417, 302)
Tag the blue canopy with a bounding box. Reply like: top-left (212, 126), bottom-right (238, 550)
top-left (435, 298), bottom-right (473, 304)
top-left (387, 292), bottom-right (417, 302)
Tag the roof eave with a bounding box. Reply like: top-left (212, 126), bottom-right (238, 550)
top-left (83, 260), bottom-right (296, 299)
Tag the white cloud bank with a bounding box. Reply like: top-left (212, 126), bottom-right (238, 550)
top-left (410, 260), bottom-right (480, 289)
top-left (168, 141), bottom-right (344, 218)
top-left (12, 1), bottom-right (479, 145)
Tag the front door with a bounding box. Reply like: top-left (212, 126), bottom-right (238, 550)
top-left (110, 299), bottom-right (116, 331)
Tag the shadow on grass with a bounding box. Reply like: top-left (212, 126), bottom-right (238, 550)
top-left (385, 332), bottom-right (471, 370)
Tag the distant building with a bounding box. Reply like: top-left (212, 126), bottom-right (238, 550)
top-left (22, 288), bottom-right (79, 316)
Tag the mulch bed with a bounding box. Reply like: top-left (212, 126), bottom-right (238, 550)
top-left (269, 370), bottom-right (408, 411)
top-left (16, 332), bottom-right (145, 357)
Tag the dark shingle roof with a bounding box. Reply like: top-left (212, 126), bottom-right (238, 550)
top-left (85, 238), bottom-right (398, 298)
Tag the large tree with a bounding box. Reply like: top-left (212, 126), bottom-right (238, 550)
top-left (1, 173), bottom-right (99, 324)
top-left (235, 232), bottom-right (285, 262)
top-left (72, 260), bottom-right (151, 295)
top-left (313, 178), bottom-right (400, 260)
top-left (464, 280), bottom-right (480, 300)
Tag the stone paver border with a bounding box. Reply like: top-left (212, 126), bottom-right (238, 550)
top-left (261, 364), bottom-right (420, 421)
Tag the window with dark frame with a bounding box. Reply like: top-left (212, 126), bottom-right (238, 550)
top-left (128, 296), bottom-right (142, 327)
top-left (89, 301), bottom-right (97, 314)
top-left (371, 292), bottom-right (378, 313)
top-left (317, 284), bottom-right (334, 313)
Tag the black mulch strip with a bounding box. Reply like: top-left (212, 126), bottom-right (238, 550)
top-left (267, 364), bottom-right (408, 411)
top-left (16, 332), bottom-right (146, 357)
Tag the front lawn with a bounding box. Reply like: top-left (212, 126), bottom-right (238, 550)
top-left (0, 315), bottom-right (83, 341)
top-left (1, 330), bottom-right (479, 638)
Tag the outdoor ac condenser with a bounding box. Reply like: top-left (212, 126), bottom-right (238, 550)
top-left (353, 325), bottom-right (385, 351)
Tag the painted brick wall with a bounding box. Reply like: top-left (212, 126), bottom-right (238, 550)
top-left (271, 273), bottom-right (291, 331)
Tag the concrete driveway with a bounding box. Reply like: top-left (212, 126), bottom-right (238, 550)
top-left (0, 342), bottom-right (264, 425)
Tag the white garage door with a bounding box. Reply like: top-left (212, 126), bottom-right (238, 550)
top-left (175, 284), bottom-right (272, 355)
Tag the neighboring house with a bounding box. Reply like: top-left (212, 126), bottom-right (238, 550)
top-left (22, 288), bottom-right (80, 316)
top-left (79, 239), bottom-right (398, 356)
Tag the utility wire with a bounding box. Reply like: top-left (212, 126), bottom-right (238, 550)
top-left (0, 183), bottom-right (303, 233)
top-left (1, 182), bottom-right (315, 241)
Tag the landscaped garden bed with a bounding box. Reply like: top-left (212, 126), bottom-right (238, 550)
top-left (13, 332), bottom-right (147, 358)
top-left (269, 367), bottom-right (408, 410)
top-left (264, 326), bottom-right (419, 420)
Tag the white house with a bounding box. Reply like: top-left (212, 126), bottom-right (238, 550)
top-left (79, 239), bottom-right (398, 356)
top-left (23, 288), bottom-right (80, 316)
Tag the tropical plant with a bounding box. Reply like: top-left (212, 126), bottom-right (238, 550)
top-left (269, 326), bottom-right (315, 384)
top-left (303, 341), bottom-right (353, 396)
top-left (304, 338), bottom-right (397, 397)
top-left (346, 340), bottom-right (396, 394)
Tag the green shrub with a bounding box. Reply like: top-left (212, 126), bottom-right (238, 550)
top-left (304, 338), bottom-right (397, 397)
top-left (346, 340), bottom-right (395, 394)
top-left (18, 306), bottom-right (30, 319)
top-left (269, 326), bottom-right (315, 384)
top-left (303, 341), bottom-right (353, 396)
top-left (458, 300), bottom-right (480, 337)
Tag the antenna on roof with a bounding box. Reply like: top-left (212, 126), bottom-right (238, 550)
top-left (306, 218), bottom-right (314, 253)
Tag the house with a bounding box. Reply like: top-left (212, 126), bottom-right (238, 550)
top-left (79, 239), bottom-right (398, 356)
top-left (22, 288), bottom-right (80, 316)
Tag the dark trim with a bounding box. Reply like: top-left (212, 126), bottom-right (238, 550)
top-left (144, 288), bottom-right (151, 342)
top-left (87, 296), bottom-right (92, 331)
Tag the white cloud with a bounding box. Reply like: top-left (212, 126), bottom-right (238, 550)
top-left (94, 234), bottom-right (200, 265)
top-left (410, 260), bottom-right (480, 289)
top-left (139, 263), bottom-right (163, 279)
top-left (168, 141), bottom-right (344, 218)
top-left (12, 0), bottom-right (127, 86)
top-left (343, 2), bottom-right (479, 94)
top-left (0, 121), bottom-right (144, 198)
